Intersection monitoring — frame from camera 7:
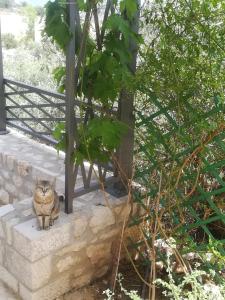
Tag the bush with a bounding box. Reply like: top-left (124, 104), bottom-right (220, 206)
top-left (2, 33), bottom-right (18, 49)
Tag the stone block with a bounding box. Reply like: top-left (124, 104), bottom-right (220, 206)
top-left (99, 227), bottom-right (120, 240)
top-left (86, 243), bottom-right (112, 265)
top-left (1, 170), bottom-right (10, 180)
top-left (6, 155), bottom-right (15, 171)
top-left (56, 240), bottom-right (88, 256)
top-left (12, 175), bottom-right (23, 188)
top-left (4, 217), bottom-right (21, 245)
top-left (0, 205), bottom-right (15, 218)
top-left (0, 176), bottom-right (4, 187)
top-left (13, 214), bottom-right (76, 262)
top-left (90, 206), bottom-right (115, 234)
top-left (19, 271), bottom-right (93, 300)
top-left (5, 183), bottom-right (17, 197)
top-left (74, 216), bottom-right (88, 238)
top-left (17, 161), bottom-right (32, 177)
top-left (56, 255), bottom-right (75, 273)
top-left (0, 265), bottom-right (18, 294)
top-left (5, 246), bottom-right (52, 290)
top-left (0, 189), bottom-right (9, 205)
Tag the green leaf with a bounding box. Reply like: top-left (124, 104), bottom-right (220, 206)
top-left (53, 122), bottom-right (66, 153)
top-left (120, 0), bottom-right (137, 20)
top-left (44, 0), bottom-right (72, 51)
top-left (53, 66), bottom-right (66, 92)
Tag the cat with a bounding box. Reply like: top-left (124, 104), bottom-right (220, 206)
top-left (33, 179), bottom-right (60, 230)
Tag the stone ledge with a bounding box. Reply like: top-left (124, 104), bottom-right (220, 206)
top-left (0, 191), bottom-right (129, 300)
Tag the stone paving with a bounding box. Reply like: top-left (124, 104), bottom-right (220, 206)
top-left (0, 130), bottom-right (65, 177)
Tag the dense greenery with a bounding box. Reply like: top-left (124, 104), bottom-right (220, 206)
top-left (3, 0), bottom-right (225, 298)
top-left (129, 0), bottom-right (225, 297)
top-left (45, 0), bottom-right (141, 164)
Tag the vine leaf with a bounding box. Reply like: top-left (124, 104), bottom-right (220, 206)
top-left (44, 0), bottom-right (72, 51)
top-left (120, 0), bottom-right (137, 20)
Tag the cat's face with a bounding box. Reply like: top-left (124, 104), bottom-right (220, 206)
top-left (35, 180), bottom-right (55, 198)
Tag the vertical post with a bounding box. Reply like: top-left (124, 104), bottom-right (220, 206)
top-left (0, 20), bottom-right (8, 135)
top-left (116, 0), bottom-right (140, 188)
top-left (65, 1), bottom-right (76, 214)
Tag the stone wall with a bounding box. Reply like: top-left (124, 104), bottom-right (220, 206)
top-left (0, 192), bottom-right (130, 300)
top-left (0, 132), bottom-right (130, 300)
top-left (0, 152), bottom-right (64, 205)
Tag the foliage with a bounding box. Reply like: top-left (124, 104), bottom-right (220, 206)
top-left (124, 0), bottom-right (225, 297)
top-left (20, 4), bottom-right (38, 41)
top-left (1, 33), bottom-right (18, 49)
top-left (3, 38), bottom-right (64, 89)
top-left (44, 0), bottom-right (72, 51)
top-left (103, 274), bottom-right (142, 300)
top-left (155, 252), bottom-right (225, 300)
top-left (44, 0), bottom-right (140, 164)
top-left (53, 118), bottom-right (127, 163)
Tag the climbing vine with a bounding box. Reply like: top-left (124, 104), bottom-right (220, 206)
top-left (44, 0), bottom-right (141, 164)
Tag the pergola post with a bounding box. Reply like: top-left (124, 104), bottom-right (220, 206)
top-left (0, 20), bottom-right (8, 135)
top-left (65, 1), bottom-right (76, 214)
top-left (116, 0), bottom-right (140, 188)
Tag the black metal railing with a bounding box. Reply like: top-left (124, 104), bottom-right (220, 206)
top-left (4, 78), bottom-right (66, 144)
top-left (0, 1), bottom-right (137, 213)
top-left (3, 78), bottom-right (114, 198)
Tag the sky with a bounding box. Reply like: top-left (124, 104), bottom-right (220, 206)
top-left (16, 0), bottom-right (48, 6)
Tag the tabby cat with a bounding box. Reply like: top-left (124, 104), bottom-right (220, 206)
top-left (33, 179), bottom-right (60, 230)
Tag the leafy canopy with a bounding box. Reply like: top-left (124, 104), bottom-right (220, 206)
top-left (44, 0), bottom-right (140, 163)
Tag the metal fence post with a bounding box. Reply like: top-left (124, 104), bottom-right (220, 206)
top-left (116, 1), bottom-right (140, 188)
top-left (65, 0), bottom-right (76, 214)
top-left (0, 20), bottom-right (8, 135)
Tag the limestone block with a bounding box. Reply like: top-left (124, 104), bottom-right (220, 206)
top-left (74, 216), bottom-right (88, 238)
top-left (13, 214), bottom-right (76, 262)
top-left (99, 227), bottom-right (120, 241)
top-left (71, 272), bottom-right (93, 290)
top-left (19, 271), bottom-right (93, 300)
top-left (0, 189), bottom-right (9, 205)
top-left (32, 167), bottom-right (57, 182)
top-left (95, 264), bottom-right (109, 278)
top-left (5, 183), bottom-right (17, 197)
top-left (1, 170), bottom-right (10, 180)
top-left (17, 161), bottom-right (31, 177)
top-left (0, 265), bottom-right (18, 294)
top-left (0, 206), bottom-right (17, 239)
top-left (118, 204), bottom-right (131, 222)
top-left (86, 243), bottom-right (112, 265)
top-left (56, 240), bottom-right (88, 256)
top-left (0, 205), bottom-right (15, 218)
top-left (90, 206), bottom-right (115, 234)
top-left (56, 255), bottom-right (75, 273)
top-left (12, 175), bottom-right (23, 188)
top-left (0, 223), bottom-right (4, 239)
top-left (5, 217), bottom-right (21, 245)
top-left (0, 239), bottom-right (5, 265)
top-left (0, 176), bottom-right (4, 187)
top-left (6, 155), bottom-right (15, 171)
top-left (5, 246), bottom-right (52, 290)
